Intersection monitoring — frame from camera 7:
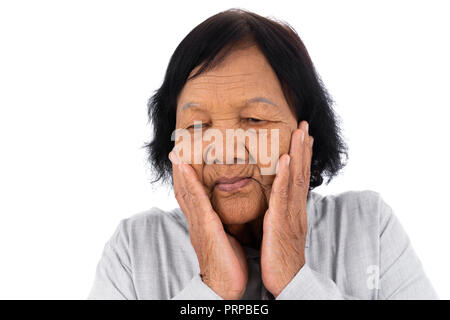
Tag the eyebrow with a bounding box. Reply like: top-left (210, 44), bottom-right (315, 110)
top-left (247, 96), bottom-right (278, 107)
top-left (179, 96), bottom-right (278, 111)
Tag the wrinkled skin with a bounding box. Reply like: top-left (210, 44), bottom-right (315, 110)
top-left (170, 43), bottom-right (314, 299)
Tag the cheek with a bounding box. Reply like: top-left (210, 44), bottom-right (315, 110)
top-left (252, 125), bottom-right (293, 174)
top-left (191, 164), bottom-right (204, 184)
top-left (277, 126), bottom-right (294, 155)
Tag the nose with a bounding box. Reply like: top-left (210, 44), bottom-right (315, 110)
top-left (203, 138), bottom-right (257, 165)
top-left (201, 122), bottom-right (261, 165)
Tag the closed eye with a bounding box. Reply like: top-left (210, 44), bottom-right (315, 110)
top-left (243, 117), bottom-right (267, 124)
top-left (186, 122), bottom-right (209, 130)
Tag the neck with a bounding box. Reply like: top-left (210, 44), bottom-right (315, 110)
top-left (224, 214), bottom-right (264, 250)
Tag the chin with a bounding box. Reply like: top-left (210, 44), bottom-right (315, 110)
top-left (212, 195), bottom-right (265, 225)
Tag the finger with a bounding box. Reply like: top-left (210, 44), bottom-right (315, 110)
top-left (170, 151), bottom-right (220, 237)
top-left (298, 120), bottom-right (313, 149)
top-left (268, 154), bottom-right (290, 215)
top-left (288, 125), bottom-right (306, 192)
top-left (288, 121), bottom-right (312, 232)
top-left (287, 121), bottom-right (310, 216)
top-left (169, 151), bottom-right (193, 221)
top-left (293, 121), bottom-right (312, 191)
top-left (299, 122), bottom-right (312, 193)
top-left (299, 120), bottom-right (312, 149)
top-left (304, 136), bottom-right (313, 187)
top-left (299, 125), bottom-right (313, 233)
top-left (178, 161), bottom-right (221, 227)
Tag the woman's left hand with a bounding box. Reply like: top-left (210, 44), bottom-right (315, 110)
top-left (261, 120), bottom-right (314, 298)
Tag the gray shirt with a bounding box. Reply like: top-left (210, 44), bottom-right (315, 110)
top-left (87, 190), bottom-right (438, 300)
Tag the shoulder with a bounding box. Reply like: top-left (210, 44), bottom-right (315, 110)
top-left (311, 189), bottom-right (389, 216)
top-left (308, 189), bottom-right (393, 236)
top-left (107, 207), bottom-right (189, 254)
top-left (311, 189), bottom-right (384, 210)
top-left (120, 206), bottom-right (188, 234)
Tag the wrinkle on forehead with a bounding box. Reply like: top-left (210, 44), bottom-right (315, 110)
top-left (187, 79), bottom-right (258, 88)
top-left (192, 73), bottom-right (256, 78)
top-left (177, 45), bottom-right (290, 114)
top-left (180, 96), bottom-right (278, 112)
top-left (187, 44), bottom-right (272, 80)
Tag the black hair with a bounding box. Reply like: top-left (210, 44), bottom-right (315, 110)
top-left (145, 8), bottom-right (347, 189)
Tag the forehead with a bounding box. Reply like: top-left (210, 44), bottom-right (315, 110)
top-left (177, 45), bottom-right (285, 107)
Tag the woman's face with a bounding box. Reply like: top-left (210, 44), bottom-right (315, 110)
top-left (175, 44), bottom-right (297, 226)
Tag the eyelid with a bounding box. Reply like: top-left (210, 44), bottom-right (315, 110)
top-left (185, 117), bottom-right (269, 129)
top-left (186, 122), bottom-right (209, 129)
top-left (242, 117), bottom-right (267, 123)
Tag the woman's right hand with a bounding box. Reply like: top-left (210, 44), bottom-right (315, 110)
top-left (169, 151), bottom-right (248, 300)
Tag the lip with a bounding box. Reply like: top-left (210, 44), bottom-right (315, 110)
top-left (215, 176), bottom-right (252, 192)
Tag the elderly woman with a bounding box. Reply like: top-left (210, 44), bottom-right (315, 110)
top-left (88, 9), bottom-right (437, 300)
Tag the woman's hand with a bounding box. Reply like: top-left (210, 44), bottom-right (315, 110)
top-left (261, 120), bottom-right (313, 298)
top-left (169, 152), bottom-right (249, 300)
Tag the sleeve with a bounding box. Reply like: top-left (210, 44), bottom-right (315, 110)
top-left (171, 273), bottom-right (224, 300)
top-left (276, 193), bottom-right (438, 300)
top-left (88, 218), bottom-right (223, 300)
top-left (376, 197), bottom-right (438, 299)
top-left (87, 220), bottom-right (137, 300)
top-left (275, 264), bottom-right (350, 300)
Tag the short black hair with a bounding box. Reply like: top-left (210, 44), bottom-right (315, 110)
top-left (145, 8), bottom-right (347, 189)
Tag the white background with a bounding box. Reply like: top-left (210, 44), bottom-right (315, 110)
top-left (0, 0), bottom-right (449, 299)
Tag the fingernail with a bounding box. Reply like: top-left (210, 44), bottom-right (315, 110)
top-left (286, 155), bottom-right (291, 166)
top-left (301, 131), bottom-right (305, 142)
top-left (169, 151), bottom-right (181, 165)
top-left (169, 151), bottom-right (177, 164)
top-left (309, 137), bottom-right (314, 148)
top-left (305, 122), bottom-right (309, 133)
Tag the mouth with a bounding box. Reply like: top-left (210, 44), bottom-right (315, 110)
top-left (214, 176), bottom-right (252, 192)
